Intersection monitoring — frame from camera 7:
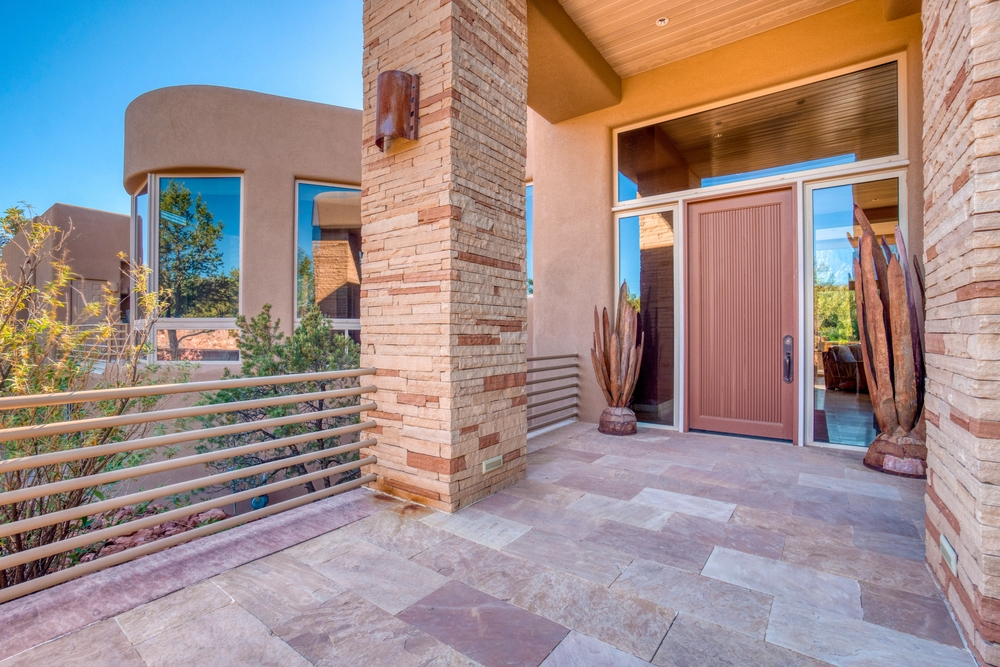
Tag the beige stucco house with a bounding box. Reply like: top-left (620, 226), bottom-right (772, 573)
top-left (113, 0), bottom-right (1000, 660)
top-left (123, 85), bottom-right (362, 363)
top-left (2, 203), bottom-right (129, 324)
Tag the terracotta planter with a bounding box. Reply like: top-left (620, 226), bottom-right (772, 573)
top-left (863, 432), bottom-right (927, 478)
top-left (599, 407), bottom-right (637, 435)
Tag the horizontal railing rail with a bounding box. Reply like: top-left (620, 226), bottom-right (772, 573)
top-left (526, 354), bottom-right (579, 432)
top-left (0, 367), bottom-right (379, 604)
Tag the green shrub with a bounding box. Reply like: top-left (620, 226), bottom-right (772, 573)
top-left (188, 304), bottom-right (362, 501)
top-left (0, 205), bottom-right (179, 590)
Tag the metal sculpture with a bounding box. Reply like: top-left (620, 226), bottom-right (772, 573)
top-left (852, 205), bottom-right (927, 477)
top-left (592, 281), bottom-right (644, 435)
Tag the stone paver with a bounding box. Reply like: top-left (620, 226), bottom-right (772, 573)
top-left (540, 631), bottom-right (651, 667)
top-left (504, 528), bottom-right (634, 585)
top-left (511, 569), bottom-right (675, 659)
top-left (272, 590), bottom-right (477, 667)
top-left (421, 507), bottom-right (531, 549)
top-left (859, 581), bottom-right (965, 648)
top-left (632, 487), bottom-right (737, 521)
top-left (2, 424), bottom-right (973, 667)
top-left (702, 547), bottom-right (863, 618)
top-left (212, 552), bottom-right (346, 628)
top-left (766, 601), bottom-right (975, 667)
top-left (116, 580), bottom-right (232, 645)
top-left (410, 535), bottom-right (546, 601)
top-left (797, 473), bottom-right (902, 501)
top-left (0, 619), bottom-right (144, 667)
top-left (585, 518), bottom-right (714, 572)
top-left (134, 603), bottom-right (311, 667)
top-left (654, 615), bottom-right (829, 667)
top-left (308, 539), bottom-right (448, 614)
top-left (398, 581), bottom-right (568, 667)
top-left (612, 558), bottom-right (773, 639)
top-left (567, 492), bottom-right (673, 530)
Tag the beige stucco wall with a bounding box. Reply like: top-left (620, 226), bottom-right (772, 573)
top-left (530, 0), bottom-right (923, 423)
top-left (2, 203), bottom-right (129, 322)
top-left (123, 85), bottom-right (362, 333)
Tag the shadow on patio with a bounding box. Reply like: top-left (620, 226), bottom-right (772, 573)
top-left (0, 422), bottom-right (974, 666)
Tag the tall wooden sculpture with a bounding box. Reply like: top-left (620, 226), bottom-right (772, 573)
top-left (592, 281), bottom-right (644, 435)
top-left (852, 205), bottom-right (926, 477)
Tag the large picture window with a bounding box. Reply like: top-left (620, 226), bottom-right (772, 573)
top-left (154, 175), bottom-right (241, 362)
top-left (157, 176), bottom-right (241, 319)
top-left (295, 182), bottom-right (362, 325)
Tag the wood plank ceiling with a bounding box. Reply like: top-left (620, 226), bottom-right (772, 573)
top-left (558, 0), bottom-right (855, 78)
top-left (661, 62), bottom-right (898, 180)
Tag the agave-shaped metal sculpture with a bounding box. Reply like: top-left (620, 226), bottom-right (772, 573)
top-left (592, 281), bottom-right (644, 435)
top-left (852, 205), bottom-right (926, 477)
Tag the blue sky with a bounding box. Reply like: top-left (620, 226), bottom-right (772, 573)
top-left (0, 0), bottom-right (363, 217)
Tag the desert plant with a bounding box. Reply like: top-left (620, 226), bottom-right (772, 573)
top-left (185, 304), bottom-right (363, 503)
top-left (0, 205), bottom-right (179, 590)
top-left (592, 281), bottom-right (644, 434)
top-left (852, 204), bottom-right (926, 477)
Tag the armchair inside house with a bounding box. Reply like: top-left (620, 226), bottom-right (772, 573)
top-left (822, 344), bottom-right (868, 393)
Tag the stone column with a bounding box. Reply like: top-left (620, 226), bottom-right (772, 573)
top-left (359, 0), bottom-right (528, 511)
top-left (923, 0), bottom-right (1000, 663)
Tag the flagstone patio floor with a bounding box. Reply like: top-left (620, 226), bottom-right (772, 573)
top-left (0, 422), bottom-right (975, 666)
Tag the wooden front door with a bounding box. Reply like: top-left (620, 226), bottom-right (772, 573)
top-left (687, 188), bottom-right (797, 441)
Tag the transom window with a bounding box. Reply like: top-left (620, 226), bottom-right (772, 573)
top-left (617, 61), bottom-right (899, 202)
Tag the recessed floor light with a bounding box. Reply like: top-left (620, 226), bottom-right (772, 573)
top-left (656, 17), bottom-right (669, 27)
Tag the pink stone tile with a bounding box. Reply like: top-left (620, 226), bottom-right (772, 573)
top-left (860, 581), bottom-right (964, 648)
top-left (0, 489), bottom-right (391, 661)
top-left (478, 496), bottom-right (604, 540)
top-left (585, 520), bottom-right (713, 573)
top-left (663, 513), bottom-right (785, 560)
top-left (504, 529), bottom-right (633, 585)
top-left (397, 580), bottom-right (569, 667)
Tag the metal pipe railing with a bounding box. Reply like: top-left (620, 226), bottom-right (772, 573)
top-left (0, 368), bottom-right (375, 410)
top-left (0, 385), bottom-right (375, 442)
top-left (526, 354), bottom-right (579, 432)
top-left (0, 368), bottom-right (380, 605)
top-left (0, 473), bottom-right (377, 604)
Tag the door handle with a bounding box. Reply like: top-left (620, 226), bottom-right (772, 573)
top-left (782, 335), bottom-right (794, 384)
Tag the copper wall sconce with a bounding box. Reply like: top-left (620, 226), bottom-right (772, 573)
top-left (375, 70), bottom-right (419, 151)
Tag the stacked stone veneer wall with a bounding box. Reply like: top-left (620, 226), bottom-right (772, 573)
top-left (923, 0), bottom-right (1000, 663)
top-left (359, 0), bottom-right (529, 511)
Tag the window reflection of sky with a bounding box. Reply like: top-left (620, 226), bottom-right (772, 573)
top-left (618, 155), bottom-right (856, 202)
top-left (813, 185), bottom-right (857, 286)
top-left (160, 177), bottom-right (241, 272)
top-left (526, 184), bottom-right (533, 283)
top-left (619, 216), bottom-right (640, 295)
top-left (702, 154), bottom-right (855, 187)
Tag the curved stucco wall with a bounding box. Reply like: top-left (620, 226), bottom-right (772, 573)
top-left (123, 85), bottom-right (362, 330)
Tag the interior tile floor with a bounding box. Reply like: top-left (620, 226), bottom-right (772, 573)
top-left (815, 386), bottom-right (878, 447)
top-left (0, 422), bottom-right (973, 667)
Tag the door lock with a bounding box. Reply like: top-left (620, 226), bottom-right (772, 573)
top-left (782, 335), bottom-right (794, 384)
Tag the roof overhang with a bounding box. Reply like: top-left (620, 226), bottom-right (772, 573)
top-left (527, 0), bottom-right (622, 124)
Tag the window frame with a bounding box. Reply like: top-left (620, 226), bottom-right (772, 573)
top-left (148, 172), bottom-right (245, 363)
top-left (611, 52), bottom-right (909, 209)
top-left (613, 203), bottom-right (682, 431)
